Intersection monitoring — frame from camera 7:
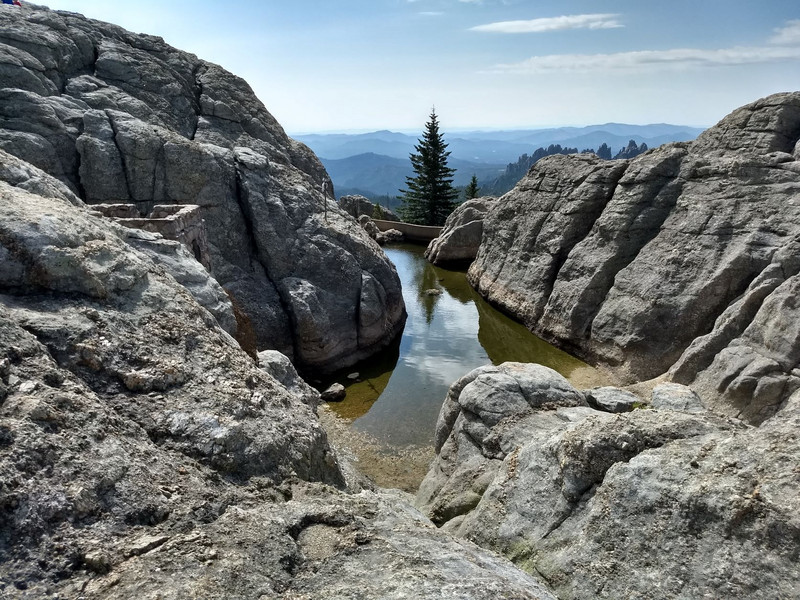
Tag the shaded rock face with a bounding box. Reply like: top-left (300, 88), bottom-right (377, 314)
top-left (339, 194), bottom-right (400, 222)
top-left (0, 5), bottom-right (405, 374)
top-left (0, 181), bottom-right (556, 599)
top-left (425, 196), bottom-right (494, 266)
top-left (417, 363), bottom-right (800, 600)
top-left (469, 92), bottom-right (800, 423)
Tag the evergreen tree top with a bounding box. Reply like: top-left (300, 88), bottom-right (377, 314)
top-left (399, 108), bottom-right (458, 226)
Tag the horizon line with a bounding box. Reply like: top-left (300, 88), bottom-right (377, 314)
top-left (288, 121), bottom-right (710, 137)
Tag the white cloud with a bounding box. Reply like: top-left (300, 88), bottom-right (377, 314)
top-left (420, 11), bottom-right (444, 16)
top-left (770, 20), bottom-right (800, 46)
top-left (486, 45), bottom-right (800, 74)
top-left (471, 13), bottom-right (623, 34)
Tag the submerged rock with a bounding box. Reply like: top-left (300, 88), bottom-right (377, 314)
top-left (468, 92), bottom-right (800, 423)
top-left (0, 4), bottom-right (405, 374)
top-left (321, 383), bottom-right (347, 402)
top-left (417, 362), bottom-right (800, 600)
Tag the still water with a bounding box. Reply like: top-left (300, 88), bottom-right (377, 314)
top-left (327, 243), bottom-right (609, 448)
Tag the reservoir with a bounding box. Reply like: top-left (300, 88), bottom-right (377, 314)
top-left (325, 243), bottom-right (611, 451)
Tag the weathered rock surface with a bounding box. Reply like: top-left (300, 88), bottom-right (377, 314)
top-left (76, 484), bottom-right (556, 600)
top-left (0, 179), bottom-right (555, 598)
top-left (1, 148), bottom-right (239, 339)
top-left (0, 4), bottom-right (405, 373)
top-left (257, 349), bottom-right (319, 407)
top-left (382, 228), bottom-right (405, 244)
top-left (584, 385), bottom-right (639, 413)
top-left (469, 93), bottom-right (800, 423)
top-left (417, 363), bottom-right (800, 600)
top-left (339, 193), bottom-right (400, 222)
top-left (426, 196), bottom-right (494, 266)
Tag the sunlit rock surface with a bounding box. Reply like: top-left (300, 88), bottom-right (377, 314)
top-left (469, 92), bottom-right (800, 423)
top-left (0, 3), bottom-right (405, 373)
top-left (418, 362), bottom-right (800, 600)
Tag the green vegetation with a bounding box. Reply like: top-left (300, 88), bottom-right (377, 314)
top-left (464, 174), bottom-right (480, 200)
top-left (399, 109), bottom-right (458, 226)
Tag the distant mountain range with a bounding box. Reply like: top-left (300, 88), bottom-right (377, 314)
top-left (295, 124), bottom-right (706, 199)
top-left (321, 153), bottom-right (506, 197)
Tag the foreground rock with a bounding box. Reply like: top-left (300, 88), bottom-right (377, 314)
top-left (0, 4), bottom-right (405, 373)
top-left (417, 363), bottom-right (800, 600)
top-left (469, 93), bottom-right (800, 422)
top-left (80, 484), bottom-right (556, 600)
top-left (426, 197), bottom-right (494, 266)
top-left (0, 177), bottom-right (555, 598)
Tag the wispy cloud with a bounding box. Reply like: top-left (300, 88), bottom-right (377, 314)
top-left (486, 45), bottom-right (800, 74)
top-left (420, 11), bottom-right (445, 16)
top-left (771, 19), bottom-right (800, 45)
top-left (471, 13), bottom-right (623, 34)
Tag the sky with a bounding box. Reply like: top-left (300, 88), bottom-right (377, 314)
top-left (34, 0), bottom-right (800, 134)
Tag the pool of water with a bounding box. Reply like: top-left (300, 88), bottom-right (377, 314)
top-left (326, 243), bottom-right (611, 448)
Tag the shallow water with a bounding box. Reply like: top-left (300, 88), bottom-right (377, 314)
top-left (326, 243), bottom-right (611, 448)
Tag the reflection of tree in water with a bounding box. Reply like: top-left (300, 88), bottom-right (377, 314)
top-left (431, 265), bottom-right (476, 304)
top-left (475, 296), bottom-right (586, 379)
top-left (410, 252), bottom-right (443, 324)
top-left (406, 246), bottom-right (478, 323)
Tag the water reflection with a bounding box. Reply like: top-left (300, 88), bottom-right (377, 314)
top-left (327, 243), bottom-right (609, 446)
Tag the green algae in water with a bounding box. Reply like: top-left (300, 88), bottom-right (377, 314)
top-left (327, 243), bottom-right (611, 447)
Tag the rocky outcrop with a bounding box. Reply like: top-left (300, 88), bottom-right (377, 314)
top-left (469, 92), bottom-right (800, 423)
top-left (0, 172), bottom-right (557, 599)
top-left (417, 363), bottom-right (800, 600)
top-left (2, 149), bottom-right (239, 337)
top-left (426, 196), bottom-right (494, 266)
top-left (0, 4), bottom-right (405, 373)
top-left (76, 484), bottom-right (557, 600)
top-left (339, 194), bottom-right (400, 222)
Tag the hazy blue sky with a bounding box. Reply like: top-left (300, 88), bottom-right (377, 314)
top-left (36, 0), bottom-right (800, 133)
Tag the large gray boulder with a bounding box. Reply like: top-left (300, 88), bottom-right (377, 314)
top-left (0, 183), bottom-right (556, 599)
top-left (0, 5), bottom-right (405, 374)
top-left (417, 363), bottom-right (800, 600)
top-left (425, 196), bottom-right (494, 266)
top-left (468, 92), bottom-right (800, 423)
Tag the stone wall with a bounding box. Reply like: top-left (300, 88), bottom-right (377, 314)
top-left (92, 204), bottom-right (212, 270)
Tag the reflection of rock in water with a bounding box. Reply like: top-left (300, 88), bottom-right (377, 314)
top-left (326, 335), bottom-right (402, 420)
top-left (429, 265), bottom-right (477, 304)
top-left (475, 297), bottom-right (596, 384)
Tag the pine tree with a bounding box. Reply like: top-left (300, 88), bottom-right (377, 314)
top-left (464, 174), bottom-right (480, 200)
top-left (399, 109), bottom-right (458, 226)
